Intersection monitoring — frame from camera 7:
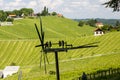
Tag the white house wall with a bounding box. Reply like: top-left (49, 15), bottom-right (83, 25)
top-left (94, 31), bottom-right (104, 36)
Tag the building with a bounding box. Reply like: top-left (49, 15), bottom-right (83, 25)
top-left (8, 14), bottom-right (17, 18)
top-left (94, 28), bottom-right (104, 36)
top-left (95, 22), bottom-right (104, 28)
top-left (57, 13), bottom-right (63, 17)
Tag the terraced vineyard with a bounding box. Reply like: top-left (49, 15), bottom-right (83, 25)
top-left (0, 17), bottom-right (120, 80)
top-left (0, 16), bottom-right (94, 39)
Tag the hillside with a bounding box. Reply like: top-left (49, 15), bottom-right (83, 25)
top-left (0, 17), bottom-right (120, 80)
top-left (0, 32), bottom-right (120, 80)
top-left (0, 16), bottom-right (94, 40)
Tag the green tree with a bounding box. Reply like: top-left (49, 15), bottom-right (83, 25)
top-left (78, 21), bottom-right (84, 27)
top-left (0, 10), bottom-right (7, 21)
top-left (51, 12), bottom-right (57, 16)
top-left (115, 21), bottom-right (120, 31)
top-left (41, 6), bottom-right (49, 16)
top-left (86, 19), bottom-right (97, 27)
top-left (116, 21), bottom-right (120, 27)
top-left (36, 13), bottom-right (41, 16)
top-left (20, 8), bottom-right (34, 16)
top-left (6, 18), bottom-right (14, 22)
top-left (103, 0), bottom-right (120, 11)
top-left (101, 24), bottom-right (113, 31)
top-left (13, 10), bottom-right (21, 16)
top-left (5, 11), bottom-right (13, 16)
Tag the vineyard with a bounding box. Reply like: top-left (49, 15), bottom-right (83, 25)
top-left (0, 17), bottom-right (120, 80)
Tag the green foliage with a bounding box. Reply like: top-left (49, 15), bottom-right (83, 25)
top-left (10, 62), bottom-right (16, 66)
top-left (5, 11), bottom-right (13, 16)
top-left (86, 19), bottom-right (97, 27)
top-left (101, 24), bottom-right (112, 31)
top-left (6, 18), bottom-right (14, 22)
top-left (0, 8), bottom-right (34, 22)
top-left (103, 0), bottom-right (120, 11)
top-left (115, 20), bottom-right (120, 27)
top-left (41, 6), bottom-right (49, 16)
top-left (20, 8), bottom-right (34, 16)
top-left (28, 16), bottom-right (35, 19)
top-left (36, 13), bottom-right (41, 16)
top-left (75, 19), bottom-right (120, 26)
top-left (51, 12), bottom-right (57, 16)
top-left (0, 10), bottom-right (7, 21)
top-left (78, 21), bottom-right (84, 27)
top-left (49, 71), bottom-right (56, 75)
top-left (13, 9), bottom-right (21, 16)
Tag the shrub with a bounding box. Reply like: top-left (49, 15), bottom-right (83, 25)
top-left (6, 18), bottom-right (14, 22)
top-left (49, 71), bottom-right (56, 75)
top-left (10, 62), bottom-right (16, 66)
top-left (78, 21), bottom-right (84, 27)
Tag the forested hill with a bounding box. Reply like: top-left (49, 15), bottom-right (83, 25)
top-left (74, 18), bottom-right (120, 26)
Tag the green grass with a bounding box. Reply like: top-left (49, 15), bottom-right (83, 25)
top-left (0, 32), bottom-right (120, 80)
top-left (0, 17), bottom-right (120, 80)
top-left (0, 16), bottom-right (94, 39)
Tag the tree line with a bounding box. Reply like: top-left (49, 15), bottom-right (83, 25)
top-left (0, 6), bottom-right (63, 22)
top-left (0, 8), bottom-right (34, 22)
top-left (78, 19), bottom-right (120, 32)
top-left (36, 6), bottom-right (62, 17)
top-left (78, 19), bottom-right (97, 27)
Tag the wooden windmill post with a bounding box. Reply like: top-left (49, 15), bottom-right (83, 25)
top-left (35, 17), bottom-right (98, 80)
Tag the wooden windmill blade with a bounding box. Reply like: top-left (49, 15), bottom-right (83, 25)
top-left (68, 44), bottom-right (98, 50)
top-left (34, 16), bottom-right (49, 74)
top-left (34, 24), bottom-right (43, 46)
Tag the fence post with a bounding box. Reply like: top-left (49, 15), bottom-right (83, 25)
top-left (117, 68), bottom-right (120, 74)
top-left (89, 73), bottom-right (92, 79)
top-left (104, 71), bottom-right (107, 77)
top-left (111, 69), bottom-right (114, 75)
top-left (18, 70), bottom-right (22, 80)
top-left (108, 69), bottom-right (111, 76)
top-left (100, 71), bottom-right (103, 78)
top-left (97, 71), bottom-right (100, 78)
top-left (93, 73), bottom-right (96, 79)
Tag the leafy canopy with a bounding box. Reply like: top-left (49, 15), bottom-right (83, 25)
top-left (103, 0), bottom-right (120, 11)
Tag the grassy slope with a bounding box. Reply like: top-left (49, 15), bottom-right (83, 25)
top-left (0, 16), bottom-right (94, 39)
top-left (0, 32), bottom-right (120, 80)
top-left (0, 17), bottom-right (120, 80)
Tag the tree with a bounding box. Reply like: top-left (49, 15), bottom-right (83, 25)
top-left (13, 10), bottom-right (21, 16)
top-left (41, 6), bottom-right (49, 16)
top-left (115, 20), bottom-right (120, 27)
top-left (20, 8), bottom-right (34, 16)
top-left (103, 0), bottom-right (120, 11)
top-left (52, 12), bottom-right (57, 16)
top-left (6, 18), bottom-right (14, 22)
top-left (101, 24), bottom-right (113, 31)
top-left (36, 13), bottom-right (41, 16)
top-left (0, 10), bottom-right (7, 21)
top-left (86, 19), bottom-right (97, 27)
top-left (5, 11), bottom-right (13, 16)
top-left (78, 21), bottom-right (84, 27)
